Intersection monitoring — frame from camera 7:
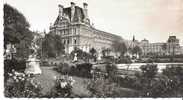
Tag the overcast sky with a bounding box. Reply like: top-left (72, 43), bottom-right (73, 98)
top-left (4, 0), bottom-right (183, 45)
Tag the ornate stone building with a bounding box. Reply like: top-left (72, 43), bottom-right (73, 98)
top-left (49, 2), bottom-right (122, 54)
top-left (139, 36), bottom-right (182, 56)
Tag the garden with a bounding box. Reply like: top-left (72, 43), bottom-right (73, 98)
top-left (4, 3), bottom-right (183, 98)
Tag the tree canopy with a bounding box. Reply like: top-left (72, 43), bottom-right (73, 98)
top-left (42, 34), bottom-right (65, 58)
top-left (131, 45), bottom-right (142, 55)
top-left (4, 4), bottom-right (34, 59)
top-left (4, 4), bottom-right (32, 46)
top-left (89, 48), bottom-right (97, 57)
top-left (70, 47), bottom-right (91, 62)
top-left (111, 40), bottom-right (127, 57)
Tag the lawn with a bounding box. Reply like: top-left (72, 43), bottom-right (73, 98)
top-left (33, 66), bottom-right (139, 97)
top-left (34, 66), bottom-right (91, 97)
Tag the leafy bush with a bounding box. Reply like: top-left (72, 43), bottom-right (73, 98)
top-left (105, 64), bottom-right (118, 80)
top-left (54, 63), bottom-right (70, 75)
top-left (162, 66), bottom-right (183, 96)
top-left (87, 78), bottom-right (138, 97)
top-left (163, 65), bottom-right (183, 77)
top-left (75, 63), bottom-right (92, 78)
top-left (4, 70), bottom-right (42, 97)
top-left (40, 60), bottom-right (49, 66)
top-left (131, 64), bottom-right (159, 97)
top-left (54, 62), bottom-right (92, 78)
top-left (70, 47), bottom-right (91, 62)
top-left (4, 59), bottom-right (26, 72)
top-left (49, 75), bottom-right (75, 97)
top-left (115, 56), bottom-right (132, 64)
top-left (88, 65), bottom-right (140, 97)
top-left (130, 64), bottom-right (183, 97)
top-left (4, 59), bottom-right (26, 81)
top-left (140, 64), bottom-right (158, 79)
top-left (114, 76), bottom-right (136, 89)
top-left (87, 78), bottom-right (117, 97)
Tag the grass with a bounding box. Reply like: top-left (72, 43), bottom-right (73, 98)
top-left (34, 67), bottom-right (60, 95)
top-left (33, 65), bottom-right (139, 97)
top-left (71, 76), bottom-right (91, 97)
top-left (34, 66), bottom-right (92, 97)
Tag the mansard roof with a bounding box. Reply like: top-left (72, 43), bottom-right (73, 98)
top-left (54, 6), bottom-right (85, 25)
top-left (64, 6), bottom-right (85, 22)
top-left (93, 28), bottom-right (122, 40)
top-left (54, 16), bottom-right (69, 25)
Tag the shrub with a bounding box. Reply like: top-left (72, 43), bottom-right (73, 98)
top-left (49, 75), bottom-right (75, 97)
top-left (70, 48), bottom-right (91, 61)
top-left (116, 56), bottom-right (132, 64)
top-left (87, 78), bottom-right (115, 97)
top-left (4, 59), bottom-right (26, 81)
top-left (163, 65), bottom-right (183, 78)
top-left (87, 78), bottom-right (138, 97)
top-left (75, 63), bottom-right (92, 78)
top-left (54, 62), bottom-right (92, 78)
top-left (123, 64), bottom-right (160, 97)
top-left (4, 59), bottom-right (26, 72)
top-left (40, 60), bottom-right (49, 66)
top-left (4, 70), bottom-right (42, 97)
top-left (140, 64), bottom-right (158, 79)
top-left (69, 66), bottom-right (76, 76)
top-left (114, 76), bottom-right (136, 89)
top-left (54, 63), bottom-right (70, 75)
top-left (129, 64), bottom-right (183, 97)
top-left (162, 66), bottom-right (183, 96)
top-left (105, 64), bottom-right (118, 80)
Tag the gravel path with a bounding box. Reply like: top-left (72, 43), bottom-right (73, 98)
top-left (34, 67), bottom-right (60, 95)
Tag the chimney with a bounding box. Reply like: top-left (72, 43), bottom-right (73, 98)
top-left (58, 4), bottom-right (64, 18)
top-left (71, 2), bottom-right (75, 22)
top-left (83, 3), bottom-right (89, 21)
top-left (83, 2), bottom-right (88, 9)
top-left (71, 2), bottom-right (75, 8)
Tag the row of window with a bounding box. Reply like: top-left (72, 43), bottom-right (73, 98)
top-left (58, 28), bottom-right (77, 35)
top-left (63, 38), bottom-right (77, 45)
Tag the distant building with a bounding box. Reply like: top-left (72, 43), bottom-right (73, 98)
top-left (140, 36), bottom-right (182, 56)
top-left (166, 36), bottom-right (181, 55)
top-left (140, 40), bottom-right (164, 56)
top-left (49, 2), bottom-right (122, 54)
top-left (125, 36), bottom-right (140, 58)
top-left (180, 46), bottom-right (183, 54)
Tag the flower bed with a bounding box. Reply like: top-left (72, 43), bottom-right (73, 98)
top-left (49, 75), bottom-right (75, 97)
top-left (5, 70), bottom-right (42, 97)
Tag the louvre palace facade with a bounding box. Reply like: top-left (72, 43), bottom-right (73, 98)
top-left (49, 2), bottom-right (122, 54)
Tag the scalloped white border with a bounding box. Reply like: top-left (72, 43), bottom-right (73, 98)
top-left (0, 0), bottom-right (183, 100)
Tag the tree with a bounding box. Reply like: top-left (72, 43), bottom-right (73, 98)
top-left (112, 40), bottom-right (127, 57)
top-left (161, 43), bottom-right (167, 55)
top-left (89, 48), bottom-right (96, 57)
top-left (89, 48), bottom-right (97, 61)
top-left (137, 64), bottom-right (159, 96)
top-left (42, 34), bottom-right (65, 58)
top-left (101, 48), bottom-right (111, 57)
top-left (131, 45), bottom-right (142, 58)
top-left (162, 66), bottom-right (183, 95)
top-left (105, 64), bottom-right (118, 80)
top-left (4, 4), bottom-right (34, 59)
top-left (70, 47), bottom-right (91, 61)
top-left (4, 4), bottom-right (32, 46)
top-left (140, 64), bottom-right (158, 79)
